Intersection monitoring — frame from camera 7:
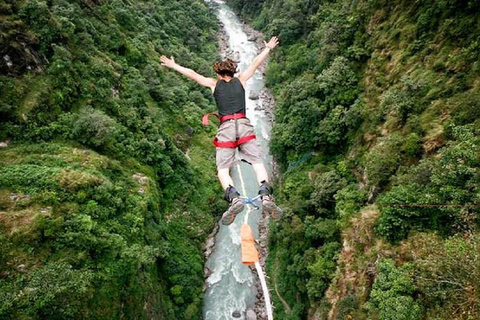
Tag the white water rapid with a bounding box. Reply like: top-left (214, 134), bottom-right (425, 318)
top-left (203, 1), bottom-right (274, 319)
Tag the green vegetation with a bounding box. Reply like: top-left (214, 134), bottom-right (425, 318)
top-left (229, 0), bottom-right (480, 319)
top-left (3, 0), bottom-right (480, 318)
top-left (1, 0), bottom-right (223, 318)
top-left (366, 259), bottom-right (420, 320)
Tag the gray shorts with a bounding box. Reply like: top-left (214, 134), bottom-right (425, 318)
top-left (215, 118), bottom-right (263, 169)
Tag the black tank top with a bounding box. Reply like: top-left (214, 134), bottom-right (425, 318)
top-left (213, 78), bottom-right (246, 116)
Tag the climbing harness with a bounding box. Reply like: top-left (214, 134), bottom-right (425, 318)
top-left (202, 112), bottom-right (257, 148)
top-left (213, 135), bottom-right (256, 148)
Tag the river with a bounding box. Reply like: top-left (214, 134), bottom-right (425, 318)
top-left (202, 1), bottom-right (274, 319)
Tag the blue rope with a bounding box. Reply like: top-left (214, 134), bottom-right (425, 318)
top-left (240, 195), bottom-right (262, 210)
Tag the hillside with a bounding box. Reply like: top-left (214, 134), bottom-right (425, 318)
top-left (228, 0), bottom-right (480, 319)
top-left (0, 0), bottom-right (223, 319)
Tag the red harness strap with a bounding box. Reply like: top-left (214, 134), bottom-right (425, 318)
top-left (202, 112), bottom-right (219, 126)
top-left (219, 113), bottom-right (247, 123)
top-left (202, 112), bottom-right (255, 148)
top-left (213, 134), bottom-right (256, 148)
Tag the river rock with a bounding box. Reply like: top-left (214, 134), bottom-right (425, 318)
top-left (233, 51), bottom-right (240, 62)
top-left (203, 230), bottom-right (216, 258)
top-left (204, 266), bottom-right (212, 278)
top-left (246, 308), bottom-right (257, 320)
top-left (232, 310), bottom-right (242, 318)
top-left (249, 91), bottom-right (259, 100)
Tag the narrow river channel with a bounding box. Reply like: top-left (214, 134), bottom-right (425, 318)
top-left (202, 1), bottom-right (274, 319)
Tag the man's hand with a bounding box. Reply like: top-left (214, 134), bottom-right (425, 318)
top-left (159, 55), bottom-right (216, 90)
top-left (264, 36), bottom-right (279, 50)
top-left (160, 55), bottom-right (176, 68)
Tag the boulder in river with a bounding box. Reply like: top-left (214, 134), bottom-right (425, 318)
top-left (246, 308), bottom-right (257, 320)
top-left (233, 51), bottom-right (240, 63)
top-left (249, 91), bottom-right (259, 100)
top-left (232, 310), bottom-right (242, 318)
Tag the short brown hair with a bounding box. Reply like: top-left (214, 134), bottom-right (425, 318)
top-left (213, 59), bottom-right (237, 77)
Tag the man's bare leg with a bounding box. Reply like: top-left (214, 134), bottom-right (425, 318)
top-left (220, 163), bottom-right (269, 188)
top-left (217, 167), bottom-right (234, 190)
top-left (252, 163), bottom-right (269, 186)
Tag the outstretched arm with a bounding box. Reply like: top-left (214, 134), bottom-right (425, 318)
top-left (160, 55), bottom-right (216, 91)
top-left (238, 36), bottom-right (279, 85)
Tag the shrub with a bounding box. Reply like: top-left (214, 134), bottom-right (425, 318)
top-left (375, 124), bottom-right (479, 242)
top-left (402, 133), bottom-right (422, 158)
top-left (363, 134), bottom-right (403, 189)
top-left (412, 233), bottom-right (480, 319)
top-left (379, 76), bottom-right (425, 130)
top-left (368, 259), bottom-right (421, 320)
top-left (304, 216), bottom-right (339, 242)
top-left (0, 164), bottom-right (60, 194)
top-left (1, 262), bottom-right (93, 320)
top-left (335, 184), bottom-right (367, 227)
top-left (306, 242), bottom-right (341, 301)
top-left (310, 170), bottom-right (347, 216)
top-left (336, 295), bottom-right (360, 320)
top-left (70, 107), bottom-right (118, 149)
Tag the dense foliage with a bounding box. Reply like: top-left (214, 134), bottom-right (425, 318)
top-left (0, 0), bottom-right (223, 319)
top-left (229, 0), bottom-right (480, 319)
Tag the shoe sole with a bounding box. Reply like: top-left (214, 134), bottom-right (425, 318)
top-left (221, 201), bottom-right (245, 225)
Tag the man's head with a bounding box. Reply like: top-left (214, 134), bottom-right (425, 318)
top-left (213, 59), bottom-right (237, 78)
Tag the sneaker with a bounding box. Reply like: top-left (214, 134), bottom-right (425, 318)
top-left (261, 195), bottom-right (283, 220)
top-left (221, 197), bottom-right (244, 225)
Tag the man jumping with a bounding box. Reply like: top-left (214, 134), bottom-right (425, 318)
top-left (160, 36), bottom-right (282, 225)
